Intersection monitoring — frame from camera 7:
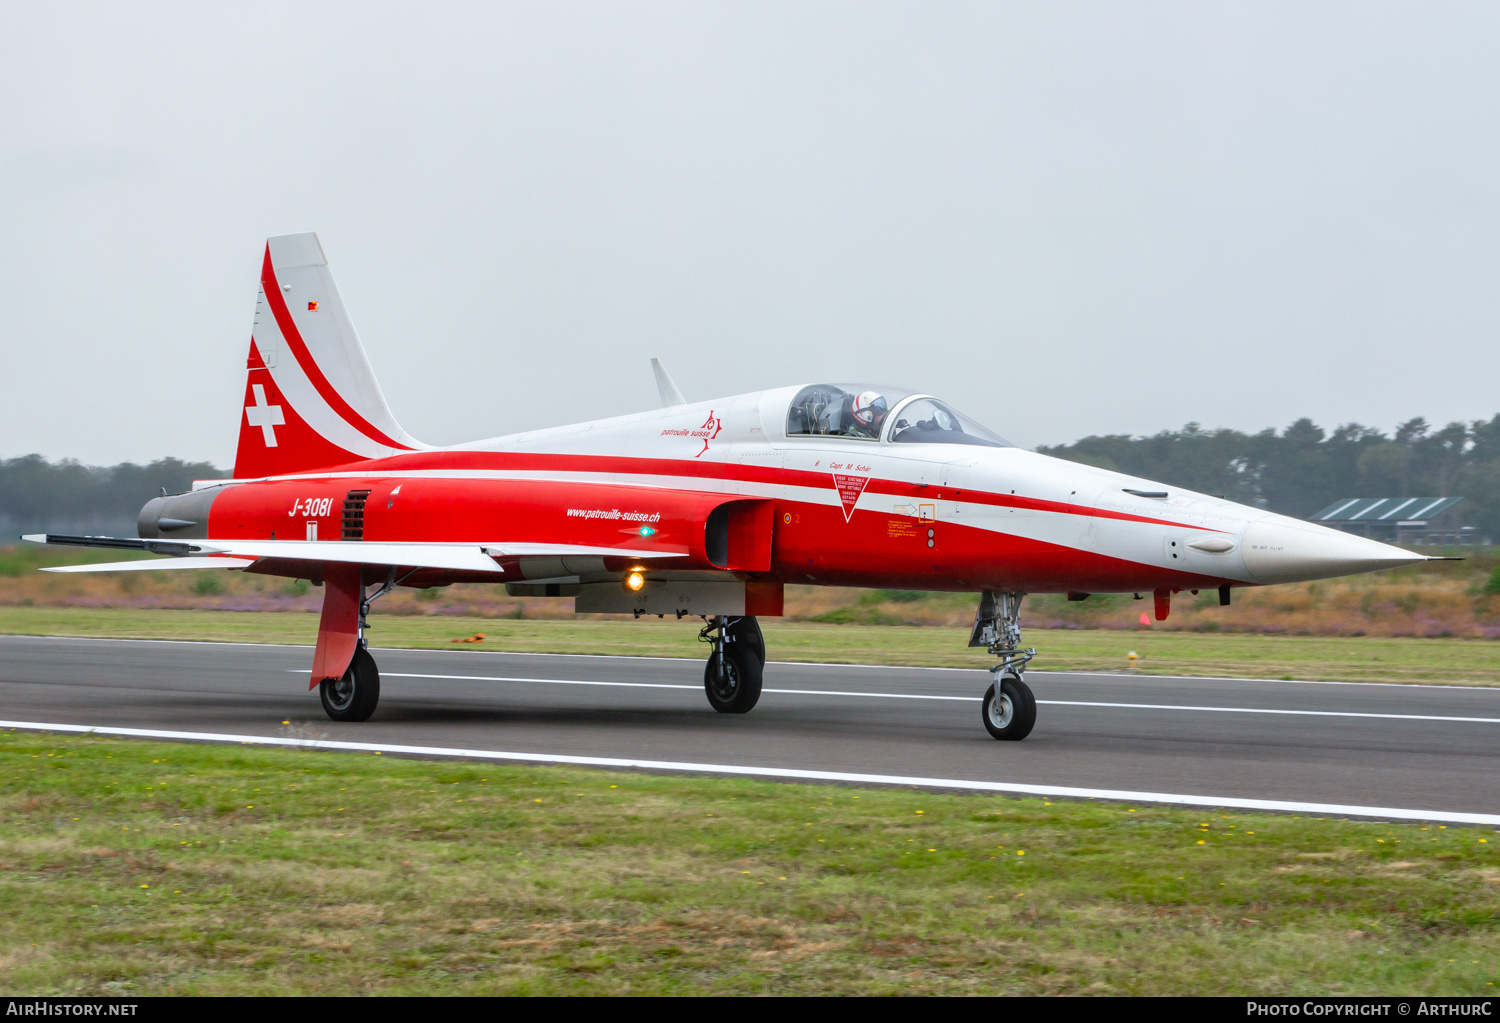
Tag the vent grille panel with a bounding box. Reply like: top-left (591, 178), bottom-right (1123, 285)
top-left (341, 490), bottom-right (371, 541)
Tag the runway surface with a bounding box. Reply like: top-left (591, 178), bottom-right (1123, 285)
top-left (3, 635), bottom-right (1499, 822)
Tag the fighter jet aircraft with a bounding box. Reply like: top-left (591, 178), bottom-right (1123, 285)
top-left (25, 233), bottom-right (1430, 739)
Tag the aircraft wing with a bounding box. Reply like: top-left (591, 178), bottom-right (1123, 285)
top-left (22, 534), bottom-right (685, 574)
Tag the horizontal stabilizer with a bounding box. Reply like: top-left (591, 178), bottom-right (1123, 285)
top-left (22, 533), bottom-right (207, 557)
top-left (42, 557), bottom-right (256, 574)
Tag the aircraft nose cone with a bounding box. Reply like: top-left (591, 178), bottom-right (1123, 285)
top-left (1241, 514), bottom-right (1427, 584)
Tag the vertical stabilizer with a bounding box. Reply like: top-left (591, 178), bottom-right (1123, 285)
top-left (233, 233), bottom-right (426, 479)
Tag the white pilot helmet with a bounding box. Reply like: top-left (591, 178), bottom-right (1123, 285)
top-left (851, 390), bottom-right (888, 427)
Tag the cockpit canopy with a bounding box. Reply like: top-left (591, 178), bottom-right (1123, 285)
top-left (785, 384), bottom-right (1011, 447)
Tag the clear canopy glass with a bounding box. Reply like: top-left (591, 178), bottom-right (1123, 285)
top-left (886, 397), bottom-right (1010, 447)
top-left (785, 384), bottom-right (1009, 447)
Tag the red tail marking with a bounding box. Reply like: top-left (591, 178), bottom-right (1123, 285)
top-left (233, 340), bottom-right (366, 479)
top-left (259, 246), bottom-right (412, 452)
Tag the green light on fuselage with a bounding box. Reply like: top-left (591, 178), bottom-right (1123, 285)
top-left (639, 526), bottom-right (656, 537)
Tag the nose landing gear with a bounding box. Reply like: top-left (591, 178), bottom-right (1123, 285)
top-left (970, 591), bottom-right (1037, 740)
top-left (982, 671), bottom-right (1036, 740)
top-left (699, 615), bottom-right (764, 714)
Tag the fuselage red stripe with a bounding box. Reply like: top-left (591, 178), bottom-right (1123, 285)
top-left (259, 247), bottom-right (413, 453)
top-left (243, 448), bottom-right (1223, 534)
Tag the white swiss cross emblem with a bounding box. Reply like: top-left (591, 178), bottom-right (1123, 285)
top-left (245, 383), bottom-right (285, 447)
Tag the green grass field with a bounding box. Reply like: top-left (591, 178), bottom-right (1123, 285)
top-left (2, 731), bottom-right (1496, 996)
top-left (3, 605), bottom-right (1499, 685)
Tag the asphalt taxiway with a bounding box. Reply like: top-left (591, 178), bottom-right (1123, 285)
top-left (2, 635), bottom-right (1497, 822)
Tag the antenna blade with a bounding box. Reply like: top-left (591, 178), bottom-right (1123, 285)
top-left (651, 357), bottom-right (687, 407)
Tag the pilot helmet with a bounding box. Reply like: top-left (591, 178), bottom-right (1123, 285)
top-left (851, 390), bottom-right (888, 428)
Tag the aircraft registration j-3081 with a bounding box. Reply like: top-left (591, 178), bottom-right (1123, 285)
top-left (26, 233), bottom-right (1435, 740)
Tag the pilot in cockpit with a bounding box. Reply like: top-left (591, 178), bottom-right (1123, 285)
top-left (850, 390), bottom-right (889, 438)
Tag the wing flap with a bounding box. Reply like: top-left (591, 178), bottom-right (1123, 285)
top-left (482, 543), bottom-right (684, 559)
top-left (205, 540), bottom-right (506, 573)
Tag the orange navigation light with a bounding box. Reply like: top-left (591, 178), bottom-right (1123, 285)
top-left (624, 570), bottom-right (646, 592)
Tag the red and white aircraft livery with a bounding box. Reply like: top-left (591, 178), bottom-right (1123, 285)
top-left (26, 233), bottom-right (1430, 739)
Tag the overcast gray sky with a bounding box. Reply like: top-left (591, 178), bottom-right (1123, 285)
top-left (2, 2), bottom-right (1497, 466)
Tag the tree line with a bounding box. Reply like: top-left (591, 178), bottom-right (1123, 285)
top-left (0, 455), bottom-right (227, 537)
top-left (3, 414), bottom-right (1499, 541)
top-left (1039, 415), bottom-right (1500, 541)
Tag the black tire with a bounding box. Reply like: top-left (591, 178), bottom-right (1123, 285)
top-left (727, 616), bottom-right (766, 667)
top-left (704, 642), bottom-right (763, 714)
top-left (320, 647), bottom-right (381, 722)
top-left (981, 673), bottom-right (1035, 740)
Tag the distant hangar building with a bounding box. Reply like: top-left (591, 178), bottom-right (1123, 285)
top-left (1308, 497), bottom-right (1475, 546)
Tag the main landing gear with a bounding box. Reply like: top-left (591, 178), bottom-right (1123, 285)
top-left (318, 568), bottom-right (403, 723)
top-left (699, 615), bottom-right (765, 714)
top-left (321, 646), bottom-right (381, 722)
top-left (969, 591), bottom-right (1037, 741)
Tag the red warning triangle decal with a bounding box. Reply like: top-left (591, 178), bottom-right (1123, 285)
top-left (831, 473), bottom-right (869, 522)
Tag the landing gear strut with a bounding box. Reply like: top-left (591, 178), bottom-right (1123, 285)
top-left (699, 615), bottom-right (764, 714)
top-left (318, 567), bottom-right (406, 723)
top-left (969, 591), bottom-right (1037, 740)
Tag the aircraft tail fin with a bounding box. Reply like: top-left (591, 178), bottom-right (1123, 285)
top-left (233, 233), bottom-right (426, 479)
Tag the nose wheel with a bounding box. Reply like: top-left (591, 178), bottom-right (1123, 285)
top-left (982, 672), bottom-right (1036, 740)
top-left (970, 590), bottom-right (1038, 740)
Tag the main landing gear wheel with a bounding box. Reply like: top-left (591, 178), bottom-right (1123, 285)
top-left (700, 615), bottom-right (764, 714)
top-left (704, 643), bottom-right (763, 714)
top-left (320, 647), bottom-right (381, 722)
top-left (737, 615), bottom-right (767, 669)
top-left (982, 673), bottom-right (1036, 741)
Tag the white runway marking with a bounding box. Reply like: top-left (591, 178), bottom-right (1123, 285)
top-left (378, 671), bottom-right (967, 700)
top-left (384, 672), bottom-right (701, 693)
top-left (12, 635), bottom-right (1499, 692)
top-left (3, 718), bottom-right (1497, 826)
top-left (374, 671), bottom-right (1500, 724)
top-left (1039, 699), bottom-right (1500, 725)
